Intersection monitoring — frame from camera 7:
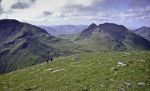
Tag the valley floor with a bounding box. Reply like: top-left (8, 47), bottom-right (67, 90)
top-left (0, 51), bottom-right (150, 91)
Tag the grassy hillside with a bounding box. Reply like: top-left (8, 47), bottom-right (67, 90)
top-left (0, 51), bottom-right (150, 91)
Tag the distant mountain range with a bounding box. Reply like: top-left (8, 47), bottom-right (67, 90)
top-left (0, 19), bottom-right (74, 74)
top-left (39, 25), bottom-right (87, 36)
top-left (73, 23), bottom-right (150, 51)
top-left (133, 26), bottom-right (150, 41)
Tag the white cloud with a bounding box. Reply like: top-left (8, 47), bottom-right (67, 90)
top-left (1, 0), bottom-right (18, 11)
top-left (0, 0), bottom-right (149, 28)
top-left (0, 0), bottom-right (96, 24)
top-left (68, 0), bottom-right (93, 6)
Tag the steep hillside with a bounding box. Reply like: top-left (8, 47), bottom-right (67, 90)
top-left (74, 23), bottom-right (150, 51)
top-left (0, 19), bottom-right (75, 74)
top-left (0, 51), bottom-right (149, 91)
top-left (133, 26), bottom-right (150, 41)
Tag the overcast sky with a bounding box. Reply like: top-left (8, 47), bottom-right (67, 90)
top-left (0, 0), bottom-right (150, 28)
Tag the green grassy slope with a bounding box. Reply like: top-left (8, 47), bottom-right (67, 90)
top-left (0, 51), bottom-right (150, 91)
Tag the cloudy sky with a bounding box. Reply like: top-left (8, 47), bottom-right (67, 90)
top-left (0, 0), bottom-right (150, 28)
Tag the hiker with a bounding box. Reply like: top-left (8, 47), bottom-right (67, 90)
top-left (45, 56), bottom-right (50, 63)
top-left (46, 58), bottom-right (49, 63)
top-left (46, 57), bottom-right (53, 63)
top-left (45, 51), bottom-right (50, 63)
top-left (50, 57), bottom-right (53, 62)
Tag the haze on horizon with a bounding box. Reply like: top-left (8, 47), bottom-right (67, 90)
top-left (0, 0), bottom-right (150, 29)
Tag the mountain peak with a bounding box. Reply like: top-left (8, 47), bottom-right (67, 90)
top-left (86, 23), bottom-right (98, 31)
top-left (99, 23), bottom-right (128, 32)
top-left (99, 22), bottom-right (127, 28)
top-left (0, 19), bottom-right (20, 23)
top-left (77, 23), bottom-right (98, 39)
top-left (88, 23), bottom-right (97, 28)
top-left (78, 23), bottom-right (129, 39)
top-left (100, 22), bottom-right (117, 26)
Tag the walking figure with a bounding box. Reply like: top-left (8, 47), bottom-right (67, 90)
top-left (50, 57), bottom-right (53, 62)
top-left (45, 51), bottom-right (50, 63)
top-left (46, 59), bottom-right (49, 63)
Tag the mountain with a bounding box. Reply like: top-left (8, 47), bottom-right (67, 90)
top-left (38, 26), bottom-right (58, 36)
top-left (74, 23), bottom-right (150, 51)
top-left (39, 25), bottom-right (87, 36)
top-left (0, 19), bottom-right (74, 74)
top-left (133, 26), bottom-right (150, 41)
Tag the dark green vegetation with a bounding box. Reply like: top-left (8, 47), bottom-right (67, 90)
top-left (0, 19), bottom-right (79, 74)
top-left (73, 23), bottom-right (150, 51)
top-left (0, 51), bottom-right (149, 91)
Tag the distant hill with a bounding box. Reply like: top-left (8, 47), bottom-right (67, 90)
top-left (74, 23), bottom-right (150, 51)
top-left (0, 19), bottom-right (74, 74)
top-left (38, 26), bottom-right (57, 36)
top-left (39, 25), bottom-right (87, 36)
top-left (133, 26), bottom-right (150, 41)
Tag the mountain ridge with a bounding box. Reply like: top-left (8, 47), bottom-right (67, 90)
top-left (0, 19), bottom-right (74, 74)
top-left (74, 23), bottom-right (150, 51)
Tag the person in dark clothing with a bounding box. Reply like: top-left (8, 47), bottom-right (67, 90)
top-left (45, 51), bottom-right (50, 63)
top-left (46, 57), bottom-right (53, 63)
top-left (50, 57), bottom-right (53, 62)
top-left (46, 59), bottom-right (49, 63)
top-left (44, 51), bottom-right (54, 63)
top-left (45, 56), bottom-right (49, 63)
